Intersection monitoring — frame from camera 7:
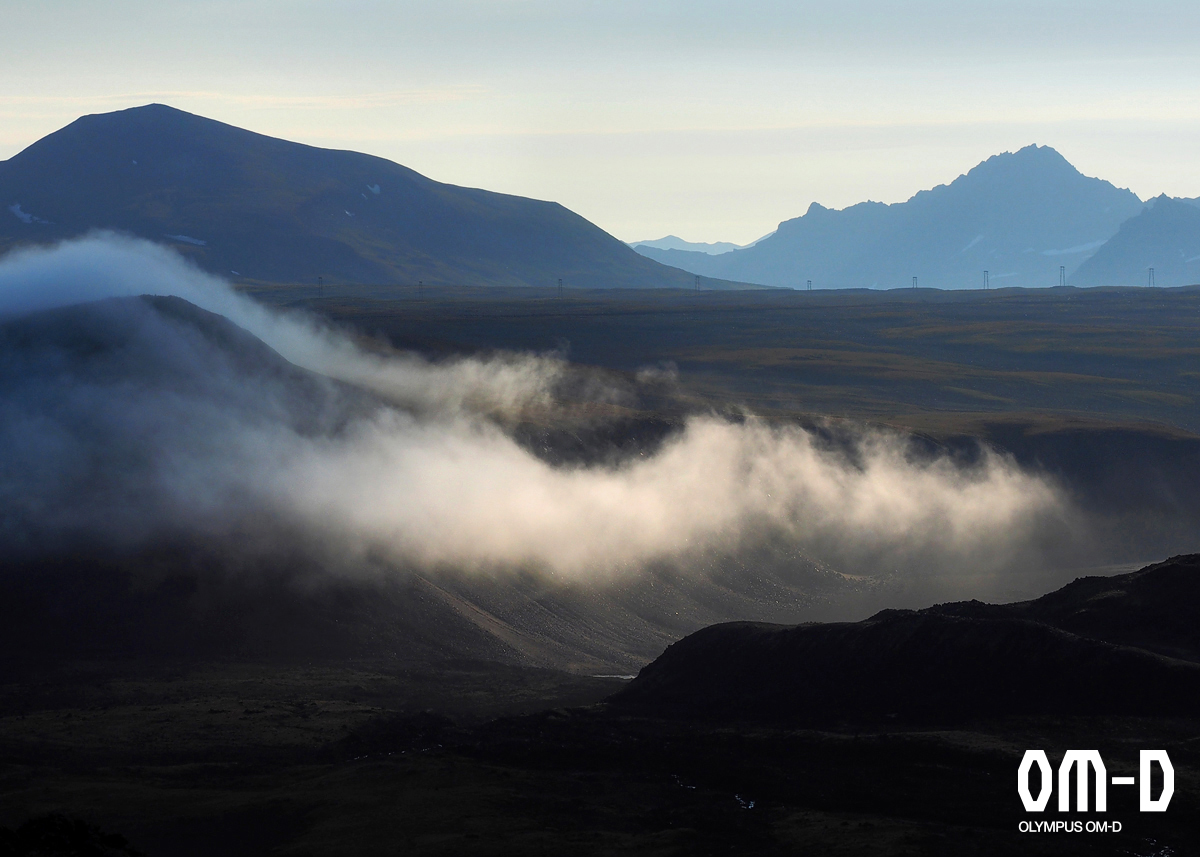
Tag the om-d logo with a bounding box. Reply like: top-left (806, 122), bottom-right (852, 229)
top-left (1018, 750), bottom-right (1174, 812)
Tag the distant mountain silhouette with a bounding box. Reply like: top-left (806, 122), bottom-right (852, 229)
top-left (613, 554), bottom-right (1200, 722)
top-left (629, 234), bottom-right (769, 255)
top-left (1072, 195), bottom-right (1200, 287)
top-left (634, 145), bottom-right (1144, 289)
top-left (0, 104), bottom-right (714, 290)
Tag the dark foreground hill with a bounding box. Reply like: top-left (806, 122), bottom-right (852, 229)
top-left (6, 557), bottom-right (1198, 857)
top-left (613, 554), bottom-right (1200, 722)
top-left (0, 104), bottom-right (711, 290)
top-left (933, 554), bottom-right (1200, 661)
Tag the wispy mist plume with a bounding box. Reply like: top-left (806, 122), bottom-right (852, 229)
top-left (0, 235), bottom-right (1074, 589)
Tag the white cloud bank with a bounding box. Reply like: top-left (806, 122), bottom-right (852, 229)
top-left (0, 234), bottom-right (1070, 580)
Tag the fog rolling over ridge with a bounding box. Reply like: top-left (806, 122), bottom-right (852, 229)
top-left (0, 236), bottom-right (1074, 595)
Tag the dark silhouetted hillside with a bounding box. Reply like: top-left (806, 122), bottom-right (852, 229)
top-left (934, 554), bottom-right (1200, 662)
top-left (635, 145), bottom-right (1143, 289)
top-left (0, 104), bottom-right (710, 290)
top-left (613, 555), bottom-right (1200, 722)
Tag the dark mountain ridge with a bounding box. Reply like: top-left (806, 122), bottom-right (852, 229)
top-left (933, 554), bottom-right (1200, 662)
top-left (0, 104), bottom-right (713, 290)
top-left (613, 554), bottom-right (1200, 722)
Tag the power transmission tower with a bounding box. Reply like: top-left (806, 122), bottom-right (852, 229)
top-left (806, 279), bottom-right (812, 291)
top-left (984, 270), bottom-right (989, 290)
top-left (912, 276), bottom-right (918, 290)
top-left (1149, 267), bottom-right (1156, 287)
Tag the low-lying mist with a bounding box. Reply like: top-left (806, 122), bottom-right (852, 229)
top-left (0, 235), bottom-right (1078, 601)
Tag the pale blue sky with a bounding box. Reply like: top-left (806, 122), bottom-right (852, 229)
top-left (3, 1), bottom-right (1200, 243)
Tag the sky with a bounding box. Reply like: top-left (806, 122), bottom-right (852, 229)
top-left (3, 1), bottom-right (1200, 245)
